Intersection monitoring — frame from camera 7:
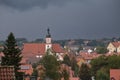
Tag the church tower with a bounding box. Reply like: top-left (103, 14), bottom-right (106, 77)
top-left (46, 28), bottom-right (52, 44)
top-left (45, 28), bottom-right (52, 51)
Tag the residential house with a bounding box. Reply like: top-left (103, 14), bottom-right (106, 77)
top-left (78, 52), bottom-right (100, 64)
top-left (19, 58), bottom-right (33, 76)
top-left (76, 56), bottom-right (85, 67)
top-left (107, 41), bottom-right (120, 53)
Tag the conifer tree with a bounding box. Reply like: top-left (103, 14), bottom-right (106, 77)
top-left (1, 32), bottom-right (22, 79)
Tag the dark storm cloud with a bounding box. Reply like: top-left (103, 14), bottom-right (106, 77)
top-left (0, 0), bottom-right (120, 40)
top-left (0, 0), bottom-right (73, 10)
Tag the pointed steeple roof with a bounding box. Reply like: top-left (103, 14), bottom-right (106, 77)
top-left (46, 28), bottom-right (51, 38)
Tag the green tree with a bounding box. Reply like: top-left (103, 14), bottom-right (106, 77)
top-left (79, 63), bottom-right (91, 80)
top-left (90, 55), bottom-right (120, 80)
top-left (41, 50), bottom-right (61, 80)
top-left (96, 69), bottom-right (109, 80)
top-left (107, 55), bottom-right (120, 69)
top-left (63, 54), bottom-right (71, 66)
top-left (1, 32), bottom-right (22, 79)
top-left (71, 56), bottom-right (79, 77)
top-left (90, 56), bottom-right (108, 76)
top-left (63, 55), bottom-right (79, 77)
top-left (62, 69), bottom-right (69, 80)
top-left (96, 46), bottom-right (108, 54)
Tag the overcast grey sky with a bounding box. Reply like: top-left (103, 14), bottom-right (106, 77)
top-left (0, 0), bottom-right (120, 40)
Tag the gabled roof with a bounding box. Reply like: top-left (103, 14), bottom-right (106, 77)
top-left (111, 42), bottom-right (120, 48)
top-left (52, 44), bottom-right (65, 53)
top-left (79, 52), bottom-right (100, 60)
top-left (19, 64), bottom-right (33, 75)
top-left (22, 43), bottom-right (65, 55)
top-left (22, 43), bottom-right (45, 55)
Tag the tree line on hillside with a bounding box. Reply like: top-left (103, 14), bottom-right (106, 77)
top-left (1, 37), bottom-right (120, 47)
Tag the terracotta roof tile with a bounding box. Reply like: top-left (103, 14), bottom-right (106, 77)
top-left (22, 43), bottom-right (45, 55)
top-left (20, 58), bottom-right (29, 64)
top-left (69, 77), bottom-right (79, 80)
top-left (112, 42), bottom-right (120, 48)
top-left (52, 44), bottom-right (65, 53)
top-left (22, 43), bottom-right (65, 55)
top-left (80, 52), bottom-right (100, 60)
top-left (22, 43), bottom-right (65, 63)
top-left (110, 69), bottom-right (120, 80)
top-left (19, 64), bottom-right (33, 75)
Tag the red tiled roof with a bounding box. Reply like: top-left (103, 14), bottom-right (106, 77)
top-left (20, 58), bottom-right (29, 64)
top-left (52, 44), bottom-right (65, 53)
top-left (112, 42), bottom-right (120, 48)
top-left (69, 77), bottom-right (79, 80)
top-left (22, 43), bottom-right (65, 55)
top-left (22, 43), bottom-right (65, 62)
top-left (22, 43), bottom-right (46, 55)
top-left (110, 69), bottom-right (120, 80)
top-left (19, 64), bottom-right (33, 75)
top-left (80, 52), bottom-right (100, 60)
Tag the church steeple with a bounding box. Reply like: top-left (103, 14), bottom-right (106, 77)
top-left (45, 28), bottom-right (52, 44)
top-left (46, 28), bottom-right (51, 38)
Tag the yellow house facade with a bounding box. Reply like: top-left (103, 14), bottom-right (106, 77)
top-left (117, 46), bottom-right (120, 53)
top-left (107, 42), bottom-right (120, 53)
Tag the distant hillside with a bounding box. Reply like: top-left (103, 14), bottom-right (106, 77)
top-left (0, 37), bottom-right (120, 47)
